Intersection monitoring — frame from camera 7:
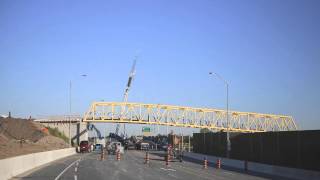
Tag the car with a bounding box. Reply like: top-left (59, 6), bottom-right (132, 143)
top-left (140, 142), bottom-right (149, 151)
top-left (94, 144), bottom-right (103, 151)
top-left (159, 143), bottom-right (168, 151)
top-left (107, 142), bottom-right (124, 154)
top-left (126, 142), bottom-right (136, 150)
top-left (80, 140), bottom-right (91, 153)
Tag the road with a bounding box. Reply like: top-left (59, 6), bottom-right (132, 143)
top-left (12, 150), bottom-right (272, 180)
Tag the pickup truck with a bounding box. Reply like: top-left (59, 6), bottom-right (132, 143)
top-left (80, 140), bottom-right (92, 153)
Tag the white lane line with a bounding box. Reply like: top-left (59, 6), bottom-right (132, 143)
top-left (75, 167), bottom-right (78, 172)
top-left (74, 174), bottom-right (78, 180)
top-left (168, 173), bottom-right (178, 178)
top-left (223, 171), bottom-right (235, 176)
top-left (160, 167), bottom-right (176, 172)
top-left (54, 159), bottom-right (80, 180)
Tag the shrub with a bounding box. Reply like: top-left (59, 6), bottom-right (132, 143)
top-left (46, 127), bottom-right (69, 143)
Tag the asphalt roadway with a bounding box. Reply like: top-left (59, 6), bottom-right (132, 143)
top-left (12, 150), bottom-right (275, 180)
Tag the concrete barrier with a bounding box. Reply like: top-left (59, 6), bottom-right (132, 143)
top-left (184, 152), bottom-right (320, 180)
top-left (0, 148), bottom-right (76, 180)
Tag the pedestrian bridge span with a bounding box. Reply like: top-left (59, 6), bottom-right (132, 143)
top-left (83, 102), bottom-right (298, 133)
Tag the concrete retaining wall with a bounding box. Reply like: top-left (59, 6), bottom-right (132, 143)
top-left (41, 122), bottom-right (88, 146)
top-left (184, 152), bottom-right (320, 180)
top-left (0, 148), bottom-right (76, 180)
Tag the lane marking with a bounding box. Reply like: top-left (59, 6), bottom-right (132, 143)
top-left (171, 166), bottom-right (212, 180)
top-left (54, 159), bottom-right (80, 180)
top-left (223, 171), bottom-right (235, 176)
top-left (168, 173), bottom-right (178, 178)
top-left (74, 174), bottom-right (77, 180)
top-left (75, 167), bottom-right (78, 172)
top-left (160, 167), bottom-right (176, 171)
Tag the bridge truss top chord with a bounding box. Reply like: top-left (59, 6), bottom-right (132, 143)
top-left (83, 102), bottom-right (298, 133)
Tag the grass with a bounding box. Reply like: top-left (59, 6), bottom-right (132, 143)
top-left (46, 126), bottom-right (69, 143)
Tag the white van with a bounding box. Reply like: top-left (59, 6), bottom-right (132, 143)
top-left (107, 142), bottom-right (124, 154)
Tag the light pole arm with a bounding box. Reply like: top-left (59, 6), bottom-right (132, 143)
top-left (209, 72), bottom-right (230, 128)
top-left (210, 72), bottom-right (229, 87)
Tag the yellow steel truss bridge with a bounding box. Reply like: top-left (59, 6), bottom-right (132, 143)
top-left (83, 102), bottom-right (298, 133)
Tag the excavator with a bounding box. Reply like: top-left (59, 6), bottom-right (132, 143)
top-left (71, 123), bottom-right (102, 146)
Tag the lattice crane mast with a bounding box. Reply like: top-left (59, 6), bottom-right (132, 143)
top-left (115, 58), bottom-right (137, 136)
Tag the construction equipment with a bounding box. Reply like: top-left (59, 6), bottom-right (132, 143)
top-left (115, 58), bottom-right (137, 136)
top-left (88, 123), bottom-right (102, 139)
top-left (71, 123), bottom-right (102, 146)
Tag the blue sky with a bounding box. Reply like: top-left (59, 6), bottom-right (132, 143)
top-left (1, 0), bottom-right (319, 135)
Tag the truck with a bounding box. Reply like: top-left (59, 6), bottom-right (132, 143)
top-left (80, 140), bottom-right (92, 153)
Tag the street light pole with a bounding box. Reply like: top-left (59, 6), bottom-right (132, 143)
top-left (209, 72), bottom-right (231, 158)
top-left (69, 74), bottom-right (87, 147)
top-left (69, 80), bottom-right (72, 147)
top-left (226, 82), bottom-right (230, 158)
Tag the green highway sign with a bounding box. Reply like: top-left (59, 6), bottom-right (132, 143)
top-left (142, 127), bottom-right (151, 132)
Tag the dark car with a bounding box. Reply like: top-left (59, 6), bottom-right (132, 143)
top-left (80, 140), bottom-right (91, 153)
top-left (159, 143), bottom-right (168, 151)
top-left (126, 142), bottom-right (136, 150)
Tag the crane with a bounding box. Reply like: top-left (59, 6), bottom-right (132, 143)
top-left (115, 57), bottom-right (137, 137)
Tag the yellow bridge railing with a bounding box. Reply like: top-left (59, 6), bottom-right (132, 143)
top-left (83, 102), bottom-right (298, 133)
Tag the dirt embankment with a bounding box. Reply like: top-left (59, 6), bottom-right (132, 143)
top-left (0, 117), bottom-right (68, 159)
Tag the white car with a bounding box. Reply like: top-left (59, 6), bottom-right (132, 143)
top-left (107, 142), bottom-right (124, 154)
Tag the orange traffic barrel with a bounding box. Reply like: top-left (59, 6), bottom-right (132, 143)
top-left (165, 153), bottom-right (170, 167)
top-left (216, 158), bottom-right (221, 169)
top-left (203, 157), bottom-right (208, 169)
top-left (145, 152), bottom-right (150, 164)
top-left (100, 149), bottom-right (104, 161)
top-left (116, 152), bottom-right (121, 161)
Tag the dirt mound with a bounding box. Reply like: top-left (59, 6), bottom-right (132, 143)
top-left (0, 117), bottom-right (45, 142)
top-left (0, 134), bottom-right (8, 143)
top-left (36, 136), bottom-right (68, 149)
top-left (0, 117), bottom-right (69, 159)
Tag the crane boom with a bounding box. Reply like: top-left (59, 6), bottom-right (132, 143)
top-left (115, 58), bottom-right (137, 136)
top-left (123, 58), bottom-right (136, 102)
